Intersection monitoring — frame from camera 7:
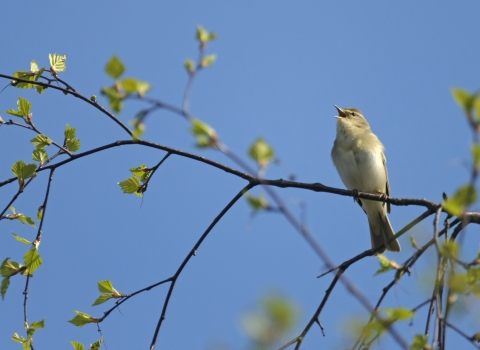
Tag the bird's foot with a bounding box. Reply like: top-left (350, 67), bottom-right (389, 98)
top-left (376, 190), bottom-right (388, 204)
top-left (352, 189), bottom-right (360, 202)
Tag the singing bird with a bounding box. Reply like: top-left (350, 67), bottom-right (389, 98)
top-left (331, 105), bottom-right (400, 253)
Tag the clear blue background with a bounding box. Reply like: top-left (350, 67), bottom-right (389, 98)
top-left (1, 1), bottom-right (479, 349)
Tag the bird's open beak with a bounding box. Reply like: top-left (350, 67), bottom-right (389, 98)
top-left (334, 105), bottom-right (346, 119)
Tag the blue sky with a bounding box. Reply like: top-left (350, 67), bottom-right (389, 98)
top-left (1, 1), bottom-right (480, 349)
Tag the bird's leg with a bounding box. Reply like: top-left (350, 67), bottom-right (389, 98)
top-left (376, 190), bottom-right (388, 205)
top-left (352, 189), bottom-right (360, 202)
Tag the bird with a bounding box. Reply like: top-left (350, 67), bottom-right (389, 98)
top-left (331, 105), bottom-right (400, 253)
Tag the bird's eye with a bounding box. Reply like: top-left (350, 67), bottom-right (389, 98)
top-left (352, 112), bottom-right (356, 116)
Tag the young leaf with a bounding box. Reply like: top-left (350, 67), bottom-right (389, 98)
top-left (0, 258), bottom-right (22, 278)
top-left (245, 193), bottom-right (269, 211)
top-left (11, 71), bottom-right (34, 89)
top-left (30, 60), bottom-right (39, 73)
top-left (440, 240), bottom-right (460, 258)
top-left (30, 319), bottom-right (45, 329)
top-left (68, 311), bottom-right (99, 327)
top-left (66, 139), bottom-right (81, 153)
top-left (105, 55), bottom-right (125, 79)
top-left (89, 339), bottom-right (103, 350)
top-left (24, 249), bottom-right (42, 274)
top-left (184, 59), bottom-right (195, 74)
top-left (30, 134), bottom-right (52, 149)
top-left (136, 80), bottom-right (151, 96)
top-left (248, 137), bottom-right (275, 167)
top-left (64, 124), bottom-right (76, 140)
top-left (6, 97), bottom-right (32, 118)
top-left (443, 184), bottom-right (477, 217)
top-left (201, 54), bottom-right (216, 68)
top-left (1, 277), bottom-right (10, 300)
top-left (12, 160), bottom-right (37, 181)
top-left (375, 254), bottom-right (399, 275)
top-left (118, 176), bottom-right (141, 196)
top-left (97, 280), bottom-right (117, 293)
top-left (49, 53), bottom-right (67, 73)
top-left (92, 293), bottom-right (112, 306)
top-left (17, 214), bottom-right (36, 228)
top-left (70, 341), bottom-right (85, 350)
top-left (12, 232), bottom-right (31, 244)
top-left (472, 144), bottom-right (480, 171)
top-left (101, 86), bottom-right (124, 113)
top-left (190, 119), bottom-right (218, 147)
top-left (196, 25), bottom-right (209, 43)
top-left (36, 207), bottom-right (43, 221)
top-left (411, 334), bottom-right (428, 350)
top-left (451, 87), bottom-right (477, 113)
top-left (120, 78), bottom-right (138, 93)
top-left (380, 307), bottom-right (414, 321)
top-left (32, 149), bottom-right (48, 165)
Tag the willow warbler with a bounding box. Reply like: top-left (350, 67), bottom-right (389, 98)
top-left (331, 105), bottom-right (400, 253)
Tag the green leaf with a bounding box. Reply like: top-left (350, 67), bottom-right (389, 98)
top-left (440, 240), bottom-right (460, 259)
top-left (0, 258), bottom-right (22, 278)
top-left (129, 164), bottom-right (151, 181)
top-left (12, 160), bottom-right (37, 181)
top-left (66, 139), bottom-right (81, 153)
top-left (24, 249), bottom-right (42, 274)
top-left (451, 87), bottom-right (477, 112)
top-left (472, 144), bottom-right (480, 171)
top-left (245, 193), bottom-right (269, 211)
top-left (18, 215), bottom-right (36, 228)
top-left (12, 232), bottom-right (31, 245)
top-left (196, 25), bottom-right (216, 43)
top-left (443, 184), bottom-right (477, 216)
top-left (248, 137), bottom-right (275, 167)
top-left (201, 54), bottom-right (216, 68)
top-left (32, 149), bottom-right (48, 164)
top-left (11, 71), bottom-right (34, 89)
top-left (184, 59), bottom-right (195, 74)
top-left (97, 280), bottom-right (117, 293)
top-left (70, 341), bottom-right (85, 350)
top-left (30, 60), bottom-right (39, 73)
top-left (30, 134), bottom-right (52, 149)
top-left (6, 97), bottom-right (32, 118)
top-left (375, 254), bottom-right (399, 275)
top-left (49, 53), bottom-right (67, 73)
top-left (64, 124), bottom-right (76, 140)
top-left (36, 207), bottom-right (43, 221)
top-left (89, 339), bottom-right (103, 350)
top-left (196, 25), bottom-right (209, 42)
top-left (120, 78), bottom-right (137, 93)
top-left (467, 267), bottom-right (480, 285)
top-left (92, 293), bottom-right (112, 306)
top-left (34, 84), bottom-right (46, 95)
top-left (1, 277), bottom-right (10, 300)
top-left (101, 86), bottom-right (124, 113)
top-left (410, 334), bottom-right (428, 350)
top-left (105, 55), bottom-right (125, 79)
top-left (12, 332), bottom-right (26, 344)
top-left (68, 311), bottom-right (99, 327)
top-left (118, 176), bottom-right (141, 196)
top-left (380, 307), bottom-right (414, 321)
top-left (191, 119), bottom-right (217, 147)
top-left (30, 319), bottom-right (45, 329)
top-left (136, 80), bottom-right (151, 96)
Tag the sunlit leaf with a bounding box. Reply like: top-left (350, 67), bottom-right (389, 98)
top-left (32, 148), bottom-right (48, 164)
top-left (24, 249), bottom-right (42, 274)
top-left (89, 339), bottom-right (103, 350)
top-left (70, 341), bottom-right (85, 350)
top-left (66, 139), bottom-right (81, 153)
top-left (118, 176), bottom-right (141, 197)
top-left (375, 254), bottom-right (399, 275)
top-left (248, 137), bottom-right (274, 167)
top-left (380, 307), bottom-right (414, 321)
top-left (68, 310), bottom-right (99, 327)
top-left (184, 59), bottom-right (195, 74)
top-left (1, 277), bottom-right (10, 300)
top-left (30, 134), bottom-right (52, 149)
top-left (49, 53), bottom-right (67, 73)
top-left (6, 97), bottom-right (32, 118)
top-left (443, 184), bottom-right (477, 216)
top-left (201, 54), bottom-right (216, 68)
top-left (12, 232), bottom-right (31, 245)
top-left (451, 87), bottom-right (477, 113)
top-left (101, 86), bottom-right (124, 113)
top-left (245, 193), bottom-right (269, 211)
top-left (105, 55), bottom-right (125, 79)
top-left (410, 334), bottom-right (428, 350)
top-left (30, 60), bottom-right (39, 73)
top-left (92, 293), bottom-right (112, 306)
top-left (30, 319), bottom-right (45, 329)
top-left (64, 124), bottom-right (76, 140)
top-left (472, 144), bottom-right (480, 171)
top-left (120, 78), bottom-right (137, 93)
top-left (12, 160), bottom-right (37, 181)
